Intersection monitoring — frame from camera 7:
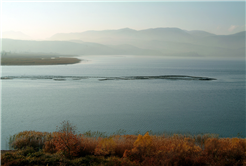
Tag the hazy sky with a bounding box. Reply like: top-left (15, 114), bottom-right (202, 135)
top-left (1, 1), bottom-right (245, 40)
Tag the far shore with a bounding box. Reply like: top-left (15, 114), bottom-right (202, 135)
top-left (1, 54), bottom-right (81, 65)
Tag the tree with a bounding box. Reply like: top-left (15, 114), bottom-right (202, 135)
top-left (53, 121), bottom-right (81, 158)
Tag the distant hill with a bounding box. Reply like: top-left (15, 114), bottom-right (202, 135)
top-left (48, 28), bottom-right (244, 47)
top-left (48, 27), bottom-right (196, 44)
top-left (2, 31), bottom-right (32, 40)
top-left (186, 30), bottom-right (215, 38)
top-left (1, 39), bottom-right (162, 56)
top-left (2, 28), bottom-right (245, 58)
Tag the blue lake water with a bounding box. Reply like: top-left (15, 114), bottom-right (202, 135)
top-left (1, 55), bottom-right (245, 149)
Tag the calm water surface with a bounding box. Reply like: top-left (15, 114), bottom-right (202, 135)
top-left (1, 55), bottom-right (245, 149)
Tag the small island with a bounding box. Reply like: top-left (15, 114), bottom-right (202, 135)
top-left (1, 53), bottom-right (81, 65)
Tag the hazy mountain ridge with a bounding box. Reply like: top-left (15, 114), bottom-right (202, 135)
top-left (2, 31), bottom-right (33, 40)
top-left (1, 38), bottom-right (162, 56)
top-left (2, 28), bottom-right (245, 58)
top-left (186, 30), bottom-right (215, 37)
top-left (48, 27), bottom-right (197, 44)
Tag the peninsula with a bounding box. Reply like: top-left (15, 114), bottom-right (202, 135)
top-left (1, 53), bottom-right (81, 65)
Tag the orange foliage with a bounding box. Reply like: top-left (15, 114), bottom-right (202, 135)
top-left (95, 137), bottom-right (116, 156)
top-left (204, 137), bottom-right (246, 165)
top-left (79, 136), bottom-right (99, 156)
top-left (44, 138), bottom-right (57, 154)
top-left (45, 121), bottom-right (82, 158)
top-left (151, 135), bottom-right (204, 165)
top-left (52, 131), bottom-right (81, 158)
top-left (123, 132), bottom-right (155, 162)
top-left (113, 135), bottom-right (136, 157)
top-left (124, 134), bottom-right (207, 165)
top-left (8, 126), bottom-right (246, 165)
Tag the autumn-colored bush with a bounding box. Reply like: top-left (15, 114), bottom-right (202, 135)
top-left (43, 138), bottom-right (57, 154)
top-left (149, 135), bottom-right (204, 166)
top-left (193, 133), bottom-right (219, 150)
top-left (78, 136), bottom-right (99, 156)
top-left (204, 137), bottom-right (246, 165)
top-left (5, 122), bottom-right (246, 165)
top-left (49, 121), bottom-right (82, 159)
top-left (44, 122), bottom-right (102, 158)
top-left (123, 133), bottom-right (208, 165)
top-left (95, 137), bottom-right (116, 156)
top-left (52, 131), bottom-right (81, 158)
top-left (123, 132), bottom-right (155, 162)
top-left (113, 135), bottom-right (136, 157)
top-left (10, 131), bottom-right (51, 150)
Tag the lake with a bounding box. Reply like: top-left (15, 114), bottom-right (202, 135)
top-left (1, 55), bottom-right (245, 150)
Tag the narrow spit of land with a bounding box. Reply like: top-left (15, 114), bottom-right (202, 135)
top-left (1, 53), bottom-right (81, 65)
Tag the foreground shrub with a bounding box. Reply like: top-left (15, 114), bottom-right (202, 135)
top-left (123, 132), bottom-right (155, 162)
top-left (113, 135), bottom-right (136, 158)
top-left (149, 136), bottom-right (204, 166)
top-left (78, 136), bottom-right (99, 157)
top-left (124, 134), bottom-right (207, 165)
top-left (44, 122), bottom-right (101, 158)
top-left (44, 138), bottom-right (57, 154)
top-left (193, 133), bottom-right (218, 150)
top-left (1, 150), bottom-right (62, 166)
top-left (204, 137), bottom-right (246, 165)
top-left (1, 151), bottom-right (28, 166)
top-left (105, 156), bottom-right (139, 166)
top-left (52, 131), bottom-right (81, 158)
top-left (16, 146), bottom-right (36, 156)
top-left (5, 123), bottom-right (246, 165)
top-left (95, 137), bottom-right (116, 156)
top-left (51, 121), bottom-right (82, 159)
top-left (10, 131), bottom-right (51, 150)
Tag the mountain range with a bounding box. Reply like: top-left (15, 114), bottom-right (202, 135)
top-left (2, 31), bottom-right (33, 40)
top-left (2, 28), bottom-right (245, 58)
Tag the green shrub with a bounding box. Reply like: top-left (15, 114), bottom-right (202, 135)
top-left (17, 146), bottom-right (36, 156)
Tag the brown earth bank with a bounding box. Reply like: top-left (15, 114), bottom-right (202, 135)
top-left (1, 54), bottom-right (81, 65)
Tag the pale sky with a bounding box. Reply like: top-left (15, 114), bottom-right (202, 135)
top-left (1, 1), bottom-right (245, 40)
